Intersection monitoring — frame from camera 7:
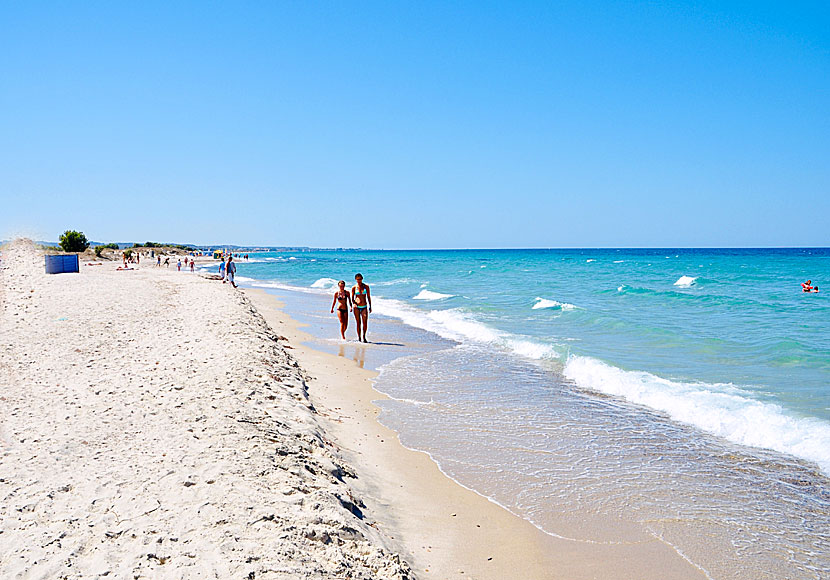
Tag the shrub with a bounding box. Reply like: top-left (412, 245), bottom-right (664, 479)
top-left (59, 230), bottom-right (90, 253)
top-left (123, 248), bottom-right (133, 259)
top-left (94, 246), bottom-right (104, 258)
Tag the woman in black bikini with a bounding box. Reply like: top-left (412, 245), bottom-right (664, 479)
top-left (330, 280), bottom-right (352, 340)
top-left (351, 273), bottom-right (372, 343)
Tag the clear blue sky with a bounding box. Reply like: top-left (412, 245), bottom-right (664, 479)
top-left (1, 1), bottom-right (827, 248)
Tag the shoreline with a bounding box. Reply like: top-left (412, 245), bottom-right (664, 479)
top-left (243, 287), bottom-right (708, 579)
top-left (0, 239), bottom-right (713, 578)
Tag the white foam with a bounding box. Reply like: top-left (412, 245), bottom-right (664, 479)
top-left (310, 277), bottom-right (339, 290)
top-left (532, 298), bottom-right (577, 311)
top-left (613, 260), bottom-right (625, 263)
top-left (373, 300), bottom-right (559, 360)
top-left (413, 289), bottom-right (455, 301)
top-left (586, 259), bottom-right (595, 263)
top-left (564, 356), bottom-right (830, 475)
top-left (674, 275), bottom-right (698, 288)
top-left (241, 279), bottom-right (329, 295)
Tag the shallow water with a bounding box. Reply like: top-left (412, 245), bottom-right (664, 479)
top-left (228, 248), bottom-right (830, 578)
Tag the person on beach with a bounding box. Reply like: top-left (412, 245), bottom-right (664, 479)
top-left (219, 258), bottom-right (226, 280)
top-left (190, 259), bottom-right (195, 273)
top-left (226, 256), bottom-right (237, 288)
top-left (156, 256), bottom-right (161, 267)
top-left (164, 257), bottom-right (170, 268)
top-left (177, 259), bottom-right (182, 271)
top-left (330, 280), bottom-right (352, 340)
top-left (351, 273), bottom-right (372, 343)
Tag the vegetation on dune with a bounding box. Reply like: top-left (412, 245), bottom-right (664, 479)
top-left (58, 230), bottom-right (90, 253)
top-left (133, 241), bottom-right (195, 251)
top-left (94, 243), bottom-right (119, 258)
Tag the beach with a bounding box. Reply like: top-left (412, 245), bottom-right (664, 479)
top-left (0, 239), bottom-right (715, 579)
top-left (228, 248), bottom-right (829, 579)
top-left (0, 241), bottom-right (823, 580)
top-left (0, 240), bottom-right (411, 579)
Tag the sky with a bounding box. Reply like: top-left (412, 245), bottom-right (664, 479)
top-left (1, 1), bottom-right (828, 248)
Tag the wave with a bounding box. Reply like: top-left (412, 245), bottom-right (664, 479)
top-left (532, 297), bottom-right (577, 311)
top-left (563, 356), bottom-right (830, 475)
top-left (674, 275), bottom-right (698, 288)
top-left (413, 289), bottom-right (455, 301)
top-left (586, 259), bottom-right (595, 263)
top-left (372, 300), bottom-right (560, 361)
top-left (310, 277), bottom-right (340, 290)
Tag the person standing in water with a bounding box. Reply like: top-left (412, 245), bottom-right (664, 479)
top-left (351, 273), bottom-right (372, 342)
top-left (330, 280), bottom-right (352, 340)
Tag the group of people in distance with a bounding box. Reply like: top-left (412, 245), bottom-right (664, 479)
top-left (802, 280), bottom-right (820, 293)
top-left (330, 273), bottom-right (372, 342)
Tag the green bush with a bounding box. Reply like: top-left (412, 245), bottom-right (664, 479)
top-left (59, 230), bottom-right (90, 253)
top-left (94, 246), bottom-right (104, 258)
top-left (123, 248), bottom-right (133, 259)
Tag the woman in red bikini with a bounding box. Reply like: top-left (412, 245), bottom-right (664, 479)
top-left (330, 280), bottom-right (352, 340)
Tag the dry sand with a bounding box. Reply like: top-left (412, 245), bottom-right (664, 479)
top-left (0, 239), bottom-right (707, 579)
top-left (0, 240), bottom-right (411, 579)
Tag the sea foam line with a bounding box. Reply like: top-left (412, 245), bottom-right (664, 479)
top-left (563, 355), bottom-right (830, 475)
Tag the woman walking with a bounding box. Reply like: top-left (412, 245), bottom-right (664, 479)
top-left (351, 273), bottom-right (372, 343)
top-left (330, 281), bottom-right (352, 340)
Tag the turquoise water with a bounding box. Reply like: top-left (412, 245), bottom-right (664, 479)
top-left (226, 248), bottom-right (829, 578)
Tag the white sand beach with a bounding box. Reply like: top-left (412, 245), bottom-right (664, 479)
top-left (0, 240), bottom-right (411, 579)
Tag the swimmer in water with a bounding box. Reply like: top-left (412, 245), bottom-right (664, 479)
top-left (351, 273), bottom-right (371, 343)
top-left (330, 280), bottom-right (352, 340)
top-left (802, 280), bottom-right (813, 292)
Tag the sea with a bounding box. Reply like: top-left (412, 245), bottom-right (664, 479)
top-left (219, 248), bottom-right (829, 579)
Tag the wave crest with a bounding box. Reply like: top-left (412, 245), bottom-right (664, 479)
top-left (413, 289), bottom-right (455, 301)
top-left (674, 275), bottom-right (698, 287)
top-left (532, 297), bottom-right (577, 311)
top-left (564, 356), bottom-right (830, 475)
top-left (310, 277), bottom-right (339, 290)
